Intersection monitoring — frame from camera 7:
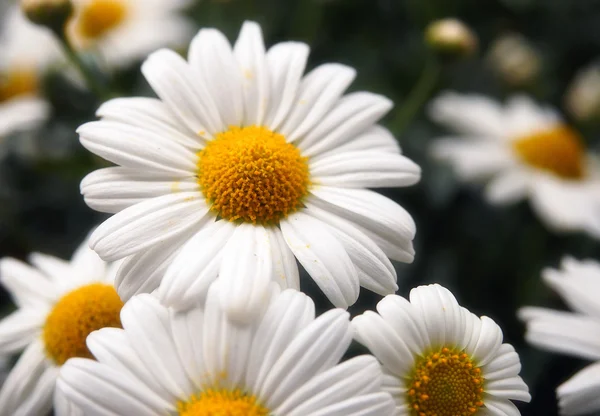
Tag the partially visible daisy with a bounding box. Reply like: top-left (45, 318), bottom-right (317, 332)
top-left (56, 284), bottom-right (395, 416)
top-left (519, 257), bottom-right (600, 415)
top-left (79, 21), bottom-right (421, 321)
top-left (67, 0), bottom-right (195, 68)
top-left (353, 283), bottom-right (531, 415)
top-left (0, 5), bottom-right (62, 138)
top-left (429, 92), bottom-right (600, 239)
top-left (0, 233), bottom-right (123, 415)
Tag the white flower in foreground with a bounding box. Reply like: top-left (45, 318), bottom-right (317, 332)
top-left (0, 5), bottom-right (62, 138)
top-left (56, 286), bottom-right (395, 416)
top-left (79, 21), bottom-right (421, 321)
top-left (67, 0), bottom-right (195, 68)
top-left (519, 257), bottom-right (600, 415)
top-left (430, 92), bottom-right (600, 239)
top-left (354, 284), bottom-right (531, 416)
top-left (0, 234), bottom-right (123, 416)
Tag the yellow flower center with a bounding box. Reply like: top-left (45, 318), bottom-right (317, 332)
top-left (76, 0), bottom-right (127, 39)
top-left (197, 126), bottom-right (311, 224)
top-left (43, 283), bottom-right (123, 365)
top-left (407, 347), bottom-right (484, 416)
top-left (0, 68), bottom-right (39, 102)
top-left (512, 125), bottom-right (586, 180)
top-left (177, 389), bottom-right (269, 416)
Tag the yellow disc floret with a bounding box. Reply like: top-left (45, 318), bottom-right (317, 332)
top-left (43, 283), bottom-right (124, 365)
top-left (0, 68), bottom-right (39, 102)
top-left (407, 347), bottom-right (484, 416)
top-left (512, 125), bottom-right (586, 180)
top-left (197, 126), bottom-right (310, 224)
top-left (76, 0), bottom-right (127, 39)
top-left (177, 388), bottom-right (269, 416)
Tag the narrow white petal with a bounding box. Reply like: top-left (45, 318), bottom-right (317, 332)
top-left (89, 192), bottom-right (208, 261)
top-left (168, 307), bottom-right (206, 391)
top-left (482, 396), bottom-right (522, 416)
top-left (69, 236), bottom-right (107, 283)
top-left (264, 42), bottom-right (309, 130)
top-left (375, 295), bottom-right (427, 355)
top-left (557, 361), bottom-right (600, 415)
top-left (15, 367), bottom-right (58, 416)
top-left (279, 64), bottom-right (356, 142)
top-left (471, 316), bottom-right (504, 366)
top-left (0, 258), bottom-right (57, 307)
top-left (280, 212), bottom-right (359, 308)
top-left (483, 344), bottom-right (522, 381)
top-left (0, 310), bottom-right (44, 354)
top-left (302, 392), bottom-right (395, 416)
top-left (218, 223), bottom-right (274, 323)
top-left (234, 21), bottom-right (269, 126)
top-left (266, 226), bottom-right (300, 290)
top-left (308, 187), bottom-right (415, 262)
top-left (298, 92), bottom-right (393, 156)
top-left (484, 169), bottom-right (529, 205)
top-left (188, 28), bottom-right (243, 127)
top-left (316, 125), bottom-right (401, 156)
top-left (485, 376), bottom-right (531, 402)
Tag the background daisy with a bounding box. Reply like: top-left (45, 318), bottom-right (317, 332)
top-left (353, 284), bottom-right (531, 416)
top-left (519, 257), bottom-right (600, 415)
top-left (56, 285), bottom-right (395, 416)
top-left (79, 21), bottom-right (421, 321)
top-left (0, 233), bottom-right (123, 415)
top-left (429, 92), bottom-right (600, 239)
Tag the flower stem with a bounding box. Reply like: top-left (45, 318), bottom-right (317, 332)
top-left (392, 55), bottom-right (440, 134)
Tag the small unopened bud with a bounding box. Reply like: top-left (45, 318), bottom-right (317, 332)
top-left (565, 64), bottom-right (600, 122)
top-left (425, 18), bottom-right (478, 57)
top-left (21, 0), bottom-right (73, 34)
top-left (487, 33), bottom-right (541, 86)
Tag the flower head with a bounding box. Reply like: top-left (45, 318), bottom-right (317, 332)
top-left (56, 285), bottom-right (395, 415)
top-left (353, 284), bottom-right (531, 415)
top-left (0, 232), bottom-right (123, 415)
top-left (519, 257), bottom-right (600, 415)
top-left (79, 21), bottom-right (421, 321)
top-left (430, 92), bottom-right (600, 239)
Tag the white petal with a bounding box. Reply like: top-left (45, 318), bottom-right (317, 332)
top-left (0, 97), bottom-right (49, 137)
top-left (167, 307), bottom-right (206, 391)
top-left (557, 361), bottom-right (600, 415)
top-left (484, 168), bottom-right (529, 205)
top-left (310, 150), bottom-right (421, 188)
top-left (485, 376), bottom-right (531, 402)
top-left (264, 42), bottom-right (310, 130)
top-left (280, 212), bottom-right (359, 308)
top-left (89, 192), bottom-right (208, 261)
top-left (142, 49), bottom-right (222, 136)
top-left (482, 396), bottom-right (522, 416)
top-left (483, 344), bottom-right (522, 381)
top-left (471, 316), bottom-right (504, 366)
top-left (188, 28), bottom-right (243, 127)
top-left (266, 226), bottom-right (300, 290)
top-left (302, 392), bottom-right (395, 416)
top-left (69, 236), bottom-right (107, 283)
top-left (279, 64), bottom-right (356, 142)
top-left (308, 187), bottom-right (415, 262)
top-left (298, 92), bottom-right (392, 156)
top-left (158, 220), bottom-right (235, 310)
top-left (0, 310), bottom-right (44, 354)
top-left (234, 21), bottom-right (269, 126)
top-left (81, 167), bottom-right (198, 214)
top-left (218, 223), bottom-right (274, 323)
top-left (317, 125), bottom-right (401, 156)
top-left (375, 295), bottom-right (427, 356)
top-left (0, 258), bottom-right (57, 307)
top-left (13, 366), bottom-right (58, 416)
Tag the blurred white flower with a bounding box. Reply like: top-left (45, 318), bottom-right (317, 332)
top-left (56, 286), bottom-right (395, 416)
top-left (67, 0), bottom-right (195, 68)
top-left (487, 33), bottom-right (541, 86)
top-left (430, 92), bottom-right (600, 239)
top-left (0, 234), bottom-right (123, 415)
top-left (354, 284), bottom-right (531, 416)
top-left (0, 5), bottom-right (62, 138)
top-left (519, 257), bottom-right (600, 415)
top-left (565, 63), bottom-right (600, 122)
top-left (78, 21), bottom-right (421, 322)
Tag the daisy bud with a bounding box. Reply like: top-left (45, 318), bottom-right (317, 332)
top-left (21, 0), bottom-right (73, 34)
top-left (425, 18), bottom-right (478, 58)
top-left (487, 33), bottom-right (541, 86)
top-left (565, 63), bottom-right (600, 122)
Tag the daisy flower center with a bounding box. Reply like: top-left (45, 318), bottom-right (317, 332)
top-left (77, 0), bottom-right (127, 39)
top-left (0, 68), bottom-right (38, 102)
top-left (512, 125), bottom-right (585, 180)
top-left (197, 125), bottom-right (311, 224)
top-left (43, 283), bottom-right (123, 365)
top-left (177, 388), bottom-right (269, 416)
top-left (407, 347), bottom-right (484, 416)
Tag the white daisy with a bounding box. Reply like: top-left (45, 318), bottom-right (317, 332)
top-left (79, 21), bottom-right (421, 321)
top-left (67, 0), bottom-right (195, 68)
top-left (0, 5), bottom-right (62, 138)
top-left (56, 284), bottom-right (395, 416)
top-left (353, 283), bottom-right (531, 416)
top-left (519, 257), bottom-right (600, 415)
top-left (0, 233), bottom-right (124, 415)
top-left (429, 92), bottom-right (600, 239)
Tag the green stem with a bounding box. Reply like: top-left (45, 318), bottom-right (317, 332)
top-left (56, 32), bottom-right (109, 100)
top-left (392, 55), bottom-right (441, 134)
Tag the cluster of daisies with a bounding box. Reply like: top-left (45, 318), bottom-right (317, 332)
top-left (0, 1), bottom-right (599, 416)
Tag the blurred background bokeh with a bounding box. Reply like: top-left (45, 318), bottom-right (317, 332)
top-left (2, 0), bottom-right (600, 414)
